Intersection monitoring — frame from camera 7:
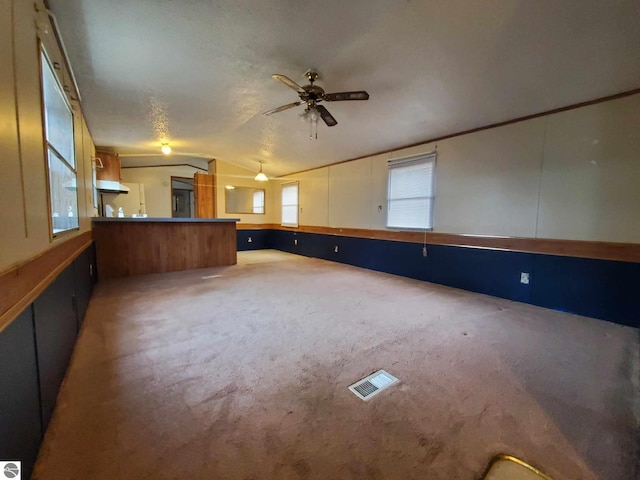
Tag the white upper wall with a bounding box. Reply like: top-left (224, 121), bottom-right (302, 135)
top-left (537, 96), bottom-right (640, 242)
top-left (298, 169), bottom-right (329, 228)
top-left (120, 166), bottom-right (203, 218)
top-left (215, 160), bottom-right (276, 224)
top-left (433, 119), bottom-right (545, 237)
top-left (279, 93), bottom-right (640, 243)
top-left (328, 160), bottom-right (372, 229)
top-left (0, 0), bottom-right (96, 272)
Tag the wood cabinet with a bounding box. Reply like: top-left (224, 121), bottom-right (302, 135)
top-left (95, 152), bottom-right (121, 181)
top-left (93, 219), bottom-right (238, 278)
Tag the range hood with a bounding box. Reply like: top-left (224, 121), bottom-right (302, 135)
top-left (96, 180), bottom-right (130, 194)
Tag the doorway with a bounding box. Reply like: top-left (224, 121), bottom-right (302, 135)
top-left (171, 177), bottom-right (195, 218)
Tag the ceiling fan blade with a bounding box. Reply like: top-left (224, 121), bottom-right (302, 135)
top-left (263, 101), bottom-right (302, 116)
top-left (316, 105), bottom-right (338, 127)
top-left (272, 74), bottom-right (306, 93)
top-left (324, 91), bottom-right (370, 101)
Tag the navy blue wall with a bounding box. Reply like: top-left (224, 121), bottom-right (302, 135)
top-left (237, 229), bottom-right (270, 251)
top-left (73, 246), bottom-right (96, 329)
top-left (0, 243), bottom-right (96, 478)
top-left (530, 254), bottom-right (639, 328)
top-left (34, 265), bottom-right (81, 429)
top-left (0, 307), bottom-right (41, 480)
top-left (241, 230), bottom-right (639, 328)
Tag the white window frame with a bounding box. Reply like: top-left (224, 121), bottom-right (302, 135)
top-left (40, 46), bottom-right (78, 237)
top-left (281, 182), bottom-right (299, 227)
top-left (386, 153), bottom-right (436, 230)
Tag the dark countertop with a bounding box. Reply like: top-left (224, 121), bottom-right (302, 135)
top-left (92, 217), bottom-right (240, 223)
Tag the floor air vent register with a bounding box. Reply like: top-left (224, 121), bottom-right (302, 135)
top-left (348, 370), bottom-right (399, 400)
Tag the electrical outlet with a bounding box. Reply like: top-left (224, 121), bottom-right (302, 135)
top-left (89, 264), bottom-right (93, 276)
top-left (294, 239), bottom-right (298, 246)
top-left (334, 246), bottom-right (339, 253)
top-left (520, 272), bottom-right (530, 284)
top-left (248, 237), bottom-right (252, 243)
top-left (422, 246), bottom-right (427, 257)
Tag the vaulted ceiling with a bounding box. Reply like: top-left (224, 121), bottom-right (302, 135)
top-left (48, 0), bottom-right (640, 177)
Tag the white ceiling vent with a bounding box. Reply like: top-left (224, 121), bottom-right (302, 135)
top-left (349, 370), bottom-right (398, 401)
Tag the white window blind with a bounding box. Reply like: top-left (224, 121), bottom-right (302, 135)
top-left (281, 182), bottom-right (299, 227)
top-left (387, 154), bottom-right (436, 229)
top-left (252, 190), bottom-right (265, 214)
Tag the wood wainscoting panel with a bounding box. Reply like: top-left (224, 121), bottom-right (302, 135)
top-left (237, 223), bottom-right (279, 230)
top-left (237, 223), bottom-right (640, 263)
top-left (0, 231), bottom-right (93, 334)
top-left (93, 221), bottom-right (237, 279)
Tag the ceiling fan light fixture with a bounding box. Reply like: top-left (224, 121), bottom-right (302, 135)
top-left (255, 161), bottom-right (268, 182)
top-left (299, 107), bottom-right (318, 124)
top-left (265, 70), bottom-right (367, 136)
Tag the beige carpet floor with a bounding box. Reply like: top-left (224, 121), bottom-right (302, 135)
top-left (33, 250), bottom-right (639, 479)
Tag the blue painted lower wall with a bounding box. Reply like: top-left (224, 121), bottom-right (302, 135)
top-left (238, 229), bottom-right (639, 328)
top-left (0, 243), bottom-right (97, 479)
top-left (237, 229), bottom-right (270, 251)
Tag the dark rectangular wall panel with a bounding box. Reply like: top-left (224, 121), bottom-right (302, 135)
top-left (531, 254), bottom-right (640, 328)
top-left (269, 229), bottom-right (295, 252)
top-left (293, 232), bottom-right (331, 260)
top-left (33, 264), bottom-right (78, 429)
top-left (237, 229), bottom-right (269, 251)
top-left (73, 245), bottom-right (96, 327)
top-left (428, 245), bottom-right (534, 304)
top-left (345, 236), bottom-right (430, 281)
top-left (0, 306), bottom-right (42, 480)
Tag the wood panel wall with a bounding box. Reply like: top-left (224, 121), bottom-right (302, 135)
top-left (0, 231), bottom-right (93, 334)
top-left (93, 221), bottom-right (237, 278)
top-left (237, 223), bottom-right (640, 263)
top-left (194, 172), bottom-right (216, 218)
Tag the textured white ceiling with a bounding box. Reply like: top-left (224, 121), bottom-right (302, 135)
top-left (49, 0), bottom-right (640, 177)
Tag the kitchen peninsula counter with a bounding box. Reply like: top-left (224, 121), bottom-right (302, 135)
top-left (92, 218), bottom-right (239, 278)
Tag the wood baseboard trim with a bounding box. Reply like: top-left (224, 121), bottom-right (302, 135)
top-left (237, 223), bottom-right (277, 230)
top-left (237, 224), bottom-right (640, 263)
top-left (0, 231), bottom-right (93, 334)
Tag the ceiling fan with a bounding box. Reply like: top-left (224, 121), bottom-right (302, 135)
top-left (263, 69), bottom-right (369, 129)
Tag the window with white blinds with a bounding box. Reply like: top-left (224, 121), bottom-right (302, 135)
top-left (387, 153), bottom-right (436, 229)
top-left (252, 190), bottom-right (265, 214)
top-left (281, 182), bottom-right (299, 227)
